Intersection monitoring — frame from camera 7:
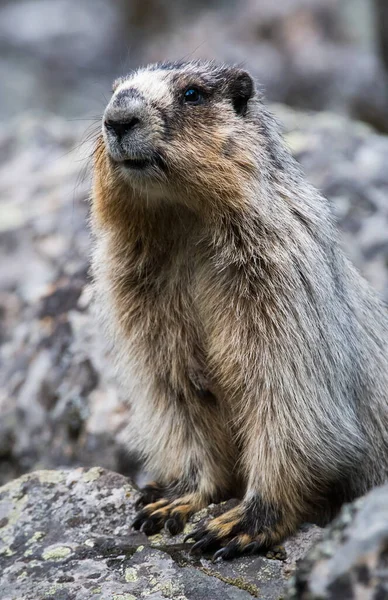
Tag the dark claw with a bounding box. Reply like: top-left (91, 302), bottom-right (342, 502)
top-left (134, 497), bottom-right (143, 510)
top-left (132, 505), bottom-right (164, 535)
top-left (164, 516), bottom-right (184, 536)
top-left (184, 529), bottom-right (204, 544)
top-left (212, 540), bottom-right (240, 562)
top-left (132, 513), bottom-right (146, 531)
top-left (140, 517), bottom-right (162, 536)
top-left (134, 497), bottom-right (146, 510)
top-left (212, 547), bottom-right (227, 562)
top-left (164, 518), bottom-right (176, 535)
top-left (189, 534), bottom-right (219, 556)
top-left (189, 539), bottom-right (207, 556)
top-left (131, 505), bottom-right (152, 529)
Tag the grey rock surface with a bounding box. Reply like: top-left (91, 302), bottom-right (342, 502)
top-left (0, 467), bottom-right (322, 600)
top-left (1, 107), bottom-right (388, 488)
top-left (287, 483), bottom-right (388, 599)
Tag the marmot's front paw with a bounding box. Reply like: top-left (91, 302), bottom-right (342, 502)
top-left (132, 493), bottom-right (203, 536)
top-left (184, 497), bottom-right (288, 561)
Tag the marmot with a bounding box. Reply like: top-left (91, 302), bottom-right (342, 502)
top-left (91, 60), bottom-right (388, 560)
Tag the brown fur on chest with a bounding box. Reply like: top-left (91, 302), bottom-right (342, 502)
top-left (105, 215), bottom-right (219, 397)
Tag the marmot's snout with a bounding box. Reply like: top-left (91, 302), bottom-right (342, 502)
top-left (103, 88), bottom-right (163, 170)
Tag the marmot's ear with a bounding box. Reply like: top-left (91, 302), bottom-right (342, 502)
top-left (229, 70), bottom-right (255, 116)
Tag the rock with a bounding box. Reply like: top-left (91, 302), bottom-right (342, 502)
top-left (287, 483), bottom-right (388, 599)
top-left (0, 467), bottom-right (322, 600)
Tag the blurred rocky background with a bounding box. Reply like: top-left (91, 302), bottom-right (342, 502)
top-left (1, 0), bottom-right (388, 488)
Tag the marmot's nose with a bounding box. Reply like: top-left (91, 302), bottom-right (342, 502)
top-left (104, 116), bottom-right (140, 140)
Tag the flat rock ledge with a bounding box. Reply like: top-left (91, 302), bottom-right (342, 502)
top-left (0, 467), bottom-right (322, 600)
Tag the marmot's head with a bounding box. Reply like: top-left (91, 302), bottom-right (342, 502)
top-left (98, 61), bottom-right (275, 209)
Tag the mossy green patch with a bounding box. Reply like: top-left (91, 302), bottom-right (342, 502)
top-left (151, 579), bottom-right (185, 599)
top-left (27, 531), bottom-right (45, 545)
top-left (191, 508), bottom-right (209, 523)
top-left (124, 567), bottom-right (138, 582)
top-left (42, 545), bottom-right (72, 561)
top-left (0, 546), bottom-right (15, 557)
top-left (183, 523), bottom-right (194, 535)
top-left (44, 584), bottom-right (65, 596)
top-left (148, 533), bottom-right (163, 544)
top-left (17, 571), bottom-right (28, 580)
top-left (83, 467), bottom-right (103, 482)
top-left (36, 471), bottom-right (66, 485)
top-left (201, 567), bottom-right (260, 598)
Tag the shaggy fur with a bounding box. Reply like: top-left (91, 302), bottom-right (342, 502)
top-left (91, 60), bottom-right (388, 559)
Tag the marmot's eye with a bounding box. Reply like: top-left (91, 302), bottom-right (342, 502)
top-left (183, 87), bottom-right (203, 104)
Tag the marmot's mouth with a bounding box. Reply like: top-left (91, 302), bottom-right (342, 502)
top-left (122, 157), bottom-right (150, 170)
